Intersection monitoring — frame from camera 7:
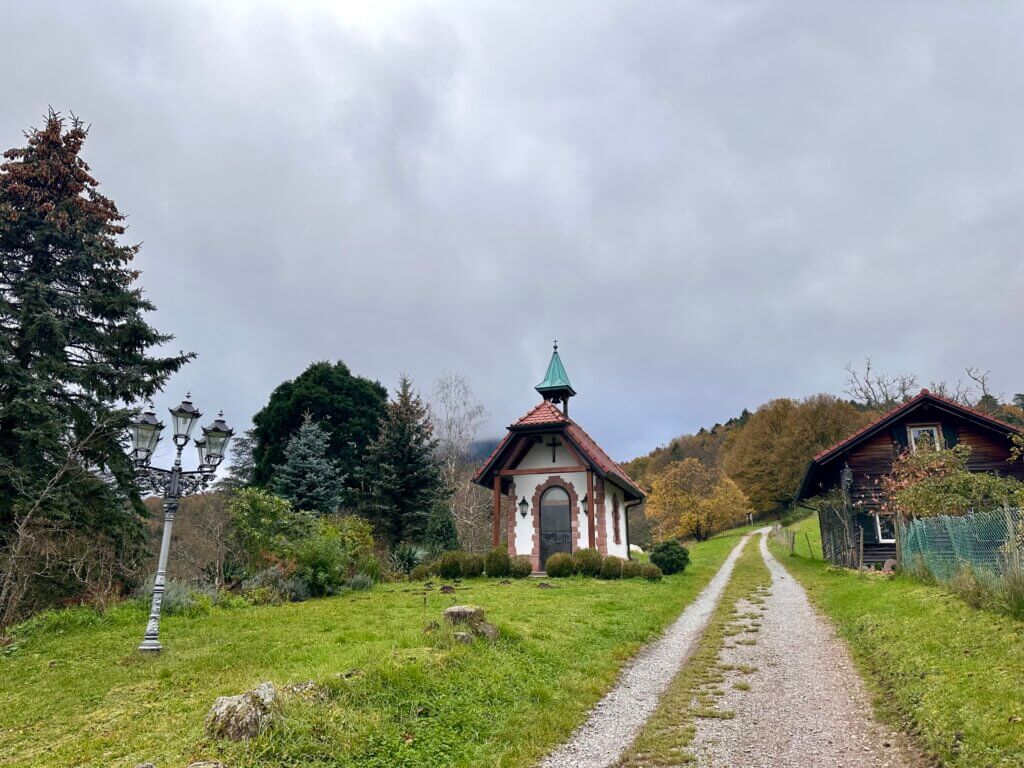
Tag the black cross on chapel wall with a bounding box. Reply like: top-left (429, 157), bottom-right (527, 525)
top-left (546, 436), bottom-right (561, 462)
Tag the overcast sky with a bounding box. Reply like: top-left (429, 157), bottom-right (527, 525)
top-left (5, 1), bottom-right (1024, 461)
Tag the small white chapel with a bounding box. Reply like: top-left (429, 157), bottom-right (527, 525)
top-left (474, 344), bottom-right (645, 573)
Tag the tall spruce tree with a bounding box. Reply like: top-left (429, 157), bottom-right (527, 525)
top-left (358, 375), bottom-right (447, 544)
top-left (0, 112), bottom-right (190, 609)
top-left (271, 416), bottom-right (346, 514)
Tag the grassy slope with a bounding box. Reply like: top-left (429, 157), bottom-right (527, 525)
top-left (772, 514), bottom-right (1024, 768)
top-left (0, 529), bottom-right (752, 768)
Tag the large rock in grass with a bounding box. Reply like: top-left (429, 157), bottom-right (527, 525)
top-left (205, 681), bottom-right (277, 741)
top-left (442, 605), bottom-right (499, 642)
top-left (443, 605), bottom-right (485, 626)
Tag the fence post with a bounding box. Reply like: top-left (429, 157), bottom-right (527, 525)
top-left (895, 514), bottom-right (903, 568)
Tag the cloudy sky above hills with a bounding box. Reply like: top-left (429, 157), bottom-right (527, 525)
top-left (5, 1), bottom-right (1024, 460)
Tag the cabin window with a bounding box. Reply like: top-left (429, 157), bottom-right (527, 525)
top-left (875, 513), bottom-right (897, 543)
top-left (907, 424), bottom-right (941, 452)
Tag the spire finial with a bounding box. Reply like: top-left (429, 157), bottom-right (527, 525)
top-left (553, 339), bottom-right (558, 352)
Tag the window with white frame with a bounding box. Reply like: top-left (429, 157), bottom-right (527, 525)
top-left (907, 424), bottom-right (941, 452)
top-left (875, 513), bottom-right (897, 543)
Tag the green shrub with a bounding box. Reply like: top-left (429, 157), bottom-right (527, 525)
top-left (545, 553), bottom-right (574, 577)
top-left (434, 550), bottom-right (464, 579)
top-left (600, 556), bottom-right (624, 579)
top-left (484, 548), bottom-right (512, 577)
top-left (621, 559), bottom-right (644, 579)
top-left (462, 553), bottom-right (484, 577)
top-left (650, 540), bottom-right (690, 575)
top-left (572, 548), bottom-right (604, 576)
top-left (409, 562), bottom-right (433, 581)
top-left (510, 556), bottom-right (533, 578)
top-left (242, 566), bottom-right (307, 603)
top-left (354, 552), bottom-right (383, 583)
top-left (639, 563), bottom-right (664, 581)
top-left (389, 543), bottom-right (427, 575)
top-left (348, 573), bottom-right (374, 591)
top-left (229, 488), bottom-right (316, 566)
top-left (138, 577), bottom-right (196, 615)
top-left (292, 526), bottom-right (352, 597)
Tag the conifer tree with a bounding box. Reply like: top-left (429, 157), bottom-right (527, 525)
top-left (271, 416), bottom-right (345, 514)
top-left (424, 502), bottom-right (459, 554)
top-left (0, 112), bottom-right (189, 568)
top-left (358, 375), bottom-right (447, 544)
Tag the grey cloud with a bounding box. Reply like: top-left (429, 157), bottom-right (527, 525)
top-left (3, 1), bottom-right (1023, 462)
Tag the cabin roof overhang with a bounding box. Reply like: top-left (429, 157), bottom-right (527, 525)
top-left (796, 390), bottom-right (1022, 501)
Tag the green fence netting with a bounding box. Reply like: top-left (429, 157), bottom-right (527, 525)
top-left (900, 507), bottom-right (1023, 581)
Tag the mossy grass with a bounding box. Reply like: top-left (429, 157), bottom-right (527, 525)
top-left (619, 536), bottom-right (771, 767)
top-left (0, 530), bottom-right (754, 768)
top-left (773, 514), bottom-right (1024, 768)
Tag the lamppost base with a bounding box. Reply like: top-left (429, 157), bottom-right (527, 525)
top-left (137, 639), bottom-right (163, 652)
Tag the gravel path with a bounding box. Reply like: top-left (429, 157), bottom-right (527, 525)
top-left (689, 531), bottom-right (925, 768)
top-left (539, 532), bottom-right (755, 768)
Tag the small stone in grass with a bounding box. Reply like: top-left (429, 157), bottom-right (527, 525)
top-left (134, 763), bottom-right (156, 768)
top-left (423, 620), bottom-right (440, 633)
top-left (473, 621), bottom-right (500, 642)
top-left (440, 585), bottom-right (455, 594)
top-left (443, 605), bottom-right (485, 625)
top-left (536, 582), bottom-right (557, 589)
top-left (453, 631), bottom-right (474, 644)
top-left (187, 762), bottom-right (226, 768)
top-left (205, 681), bottom-right (277, 741)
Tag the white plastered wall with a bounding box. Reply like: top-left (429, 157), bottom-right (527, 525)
top-left (602, 480), bottom-right (630, 559)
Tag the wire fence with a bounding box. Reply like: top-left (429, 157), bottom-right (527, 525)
top-left (900, 506), bottom-right (1023, 581)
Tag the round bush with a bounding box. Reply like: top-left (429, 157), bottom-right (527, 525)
top-left (484, 547), bottom-right (512, 577)
top-left (600, 556), bottom-right (624, 579)
top-left (434, 550), bottom-right (464, 579)
top-left (545, 552), bottom-right (574, 577)
top-left (462, 552), bottom-right (484, 578)
top-left (639, 563), bottom-right (664, 581)
top-left (572, 548), bottom-right (604, 577)
top-left (348, 573), bottom-right (374, 591)
top-left (621, 559), bottom-right (644, 579)
top-left (650, 540), bottom-right (690, 575)
top-left (409, 562), bottom-right (432, 581)
top-left (510, 556), bottom-right (533, 578)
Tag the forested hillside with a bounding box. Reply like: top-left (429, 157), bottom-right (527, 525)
top-left (623, 362), bottom-right (1024, 539)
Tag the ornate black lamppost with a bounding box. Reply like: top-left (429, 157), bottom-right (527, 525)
top-left (129, 394), bottom-right (233, 652)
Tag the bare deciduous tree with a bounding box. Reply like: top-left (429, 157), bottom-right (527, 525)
top-left (844, 358), bottom-right (919, 410)
top-left (145, 492), bottom-right (238, 586)
top-left (0, 415), bottom-right (127, 630)
top-left (429, 373), bottom-right (492, 552)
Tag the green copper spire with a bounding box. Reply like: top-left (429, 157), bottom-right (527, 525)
top-left (536, 341), bottom-right (576, 400)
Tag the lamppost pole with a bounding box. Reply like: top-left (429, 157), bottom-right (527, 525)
top-left (130, 395), bottom-right (233, 653)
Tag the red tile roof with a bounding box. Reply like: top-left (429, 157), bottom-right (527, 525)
top-left (474, 399), bottom-right (644, 500)
top-left (812, 389), bottom-right (1020, 463)
top-left (514, 400), bottom-right (569, 426)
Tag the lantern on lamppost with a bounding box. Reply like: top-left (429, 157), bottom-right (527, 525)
top-left (130, 394), bottom-right (233, 652)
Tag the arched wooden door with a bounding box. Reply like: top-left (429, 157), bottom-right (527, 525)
top-left (539, 486), bottom-right (572, 569)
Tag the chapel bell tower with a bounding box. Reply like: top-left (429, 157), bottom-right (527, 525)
top-left (535, 341), bottom-right (577, 416)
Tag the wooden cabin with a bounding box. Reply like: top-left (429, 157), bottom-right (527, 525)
top-left (796, 390), bottom-right (1023, 566)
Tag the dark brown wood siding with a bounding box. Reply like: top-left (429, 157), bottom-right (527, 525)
top-left (828, 412), bottom-right (1021, 563)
